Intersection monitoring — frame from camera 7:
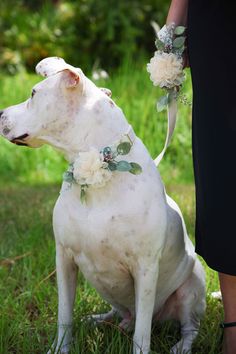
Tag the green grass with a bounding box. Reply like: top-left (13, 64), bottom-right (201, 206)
top-left (0, 63), bottom-right (224, 353)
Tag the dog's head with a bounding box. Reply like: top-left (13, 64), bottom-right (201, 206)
top-left (0, 57), bottom-right (111, 150)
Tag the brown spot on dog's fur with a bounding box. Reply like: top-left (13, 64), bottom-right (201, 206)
top-left (109, 100), bottom-right (115, 107)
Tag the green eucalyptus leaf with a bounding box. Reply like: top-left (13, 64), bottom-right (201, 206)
top-left (173, 36), bottom-right (185, 48)
top-left (176, 45), bottom-right (185, 55)
top-left (116, 160), bottom-right (132, 172)
top-left (174, 26), bottom-right (186, 36)
top-left (117, 142), bottom-right (132, 155)
top-left (108, 161), bottom-right (117, 171)
top-left (157, 95), bottom-right (168, 112)
top-left (155, 38), bottom-right (165, 50)
top-left (63, 171), bottom-right (74, 183)
top-left (129, 162), bottom-right (142, 175)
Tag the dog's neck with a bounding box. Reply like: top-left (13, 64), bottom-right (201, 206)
top-left (46, 81), bottom-right (130, 163)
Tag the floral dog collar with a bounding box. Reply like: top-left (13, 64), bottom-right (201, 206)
top-left (63, 125), bottom-right (142, 203)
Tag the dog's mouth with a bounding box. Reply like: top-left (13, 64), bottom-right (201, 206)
top-left (11, 133), bottom-right (29, 146)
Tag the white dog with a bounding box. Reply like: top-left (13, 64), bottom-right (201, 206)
top-left (0, 57), bottom-right (205, 354)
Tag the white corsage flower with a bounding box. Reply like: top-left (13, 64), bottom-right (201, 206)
top-left (73, 148), bottom-right (112, 188)
top-left (147, 51), bottom-right (185, 89)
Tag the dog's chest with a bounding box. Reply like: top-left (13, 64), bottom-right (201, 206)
top-left (53, 195), bottom-right (140, 308)
top-left (53, 168), bottom-right (164, 253)
top-left (53, 194), bottom-right (152, 265)
top-left (52, 165), bottom-right (167, 309)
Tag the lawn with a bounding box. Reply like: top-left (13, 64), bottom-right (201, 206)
top-left (0, 62), bottom-right (223, 353)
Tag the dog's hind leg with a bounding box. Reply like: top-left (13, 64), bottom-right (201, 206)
top-left (171, 313), bottom-right (200, 354)
top-left (133, 264), bottom-right (159, 354)
top-left (171, 261), bottom-right (206, 354)
top-left (48, 243), bottom-right (78, 354)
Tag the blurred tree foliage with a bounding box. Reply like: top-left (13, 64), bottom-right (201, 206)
top-left (0, 0), bottom-right (169, 74)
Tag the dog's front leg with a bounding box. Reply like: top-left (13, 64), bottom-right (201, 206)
top-left (48, 243), bottom-right (78, 354)
top-left (133, 265), bottom-right (159, 354)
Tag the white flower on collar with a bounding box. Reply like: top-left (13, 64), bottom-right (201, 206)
top-left (73, 148), bottom-right (112, 188)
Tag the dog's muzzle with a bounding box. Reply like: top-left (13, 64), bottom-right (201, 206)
top-left (11, 133), bottom-right (29, 146)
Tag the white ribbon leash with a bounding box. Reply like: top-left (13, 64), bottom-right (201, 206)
top-left (154, 98), bottom-right (178, 166)
top-left (123, 100), bottom-right (177, 167)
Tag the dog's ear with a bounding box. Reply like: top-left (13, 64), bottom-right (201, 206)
top-left (36, 57), bottom-right (81, 86)
top-left (60, 69), bottom-right (81, 88)
top-left (36, 57), bottom-right (69, 77)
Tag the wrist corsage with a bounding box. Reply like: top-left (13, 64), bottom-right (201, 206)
top-left (147, 23), bottom-right (187, 112)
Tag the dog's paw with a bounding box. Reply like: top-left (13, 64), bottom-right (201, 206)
top-left (171, 342), bottom-right (192, 354)
top-left (82, 309), bottom-right (117, 326)
top-left (119, 317), bottom-right (134, 332)
top-left (82, 312), bottom-right (114, 326)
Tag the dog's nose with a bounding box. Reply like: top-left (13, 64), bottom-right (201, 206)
top-left (0, 110), bottom-right (4, 119)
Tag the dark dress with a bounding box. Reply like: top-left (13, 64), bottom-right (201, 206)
top-left (187, 0), bottom-right (236, 275)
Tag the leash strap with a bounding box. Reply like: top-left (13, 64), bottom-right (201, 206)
top-left (124, 103), bottom-right (177, 166)
top-left (154, 98), bottom-right (178, 166)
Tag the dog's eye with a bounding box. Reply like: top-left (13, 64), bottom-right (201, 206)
top-left (31, 89), bottom-right (36, 99)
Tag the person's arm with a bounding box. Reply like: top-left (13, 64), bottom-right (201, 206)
top-left (166, 0), bottom-right (189, 26)
top-left (166, 0), bottom-right (189, 67)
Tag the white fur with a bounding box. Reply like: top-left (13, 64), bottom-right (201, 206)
top-left (0, 57), bottom-right (206, 354)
